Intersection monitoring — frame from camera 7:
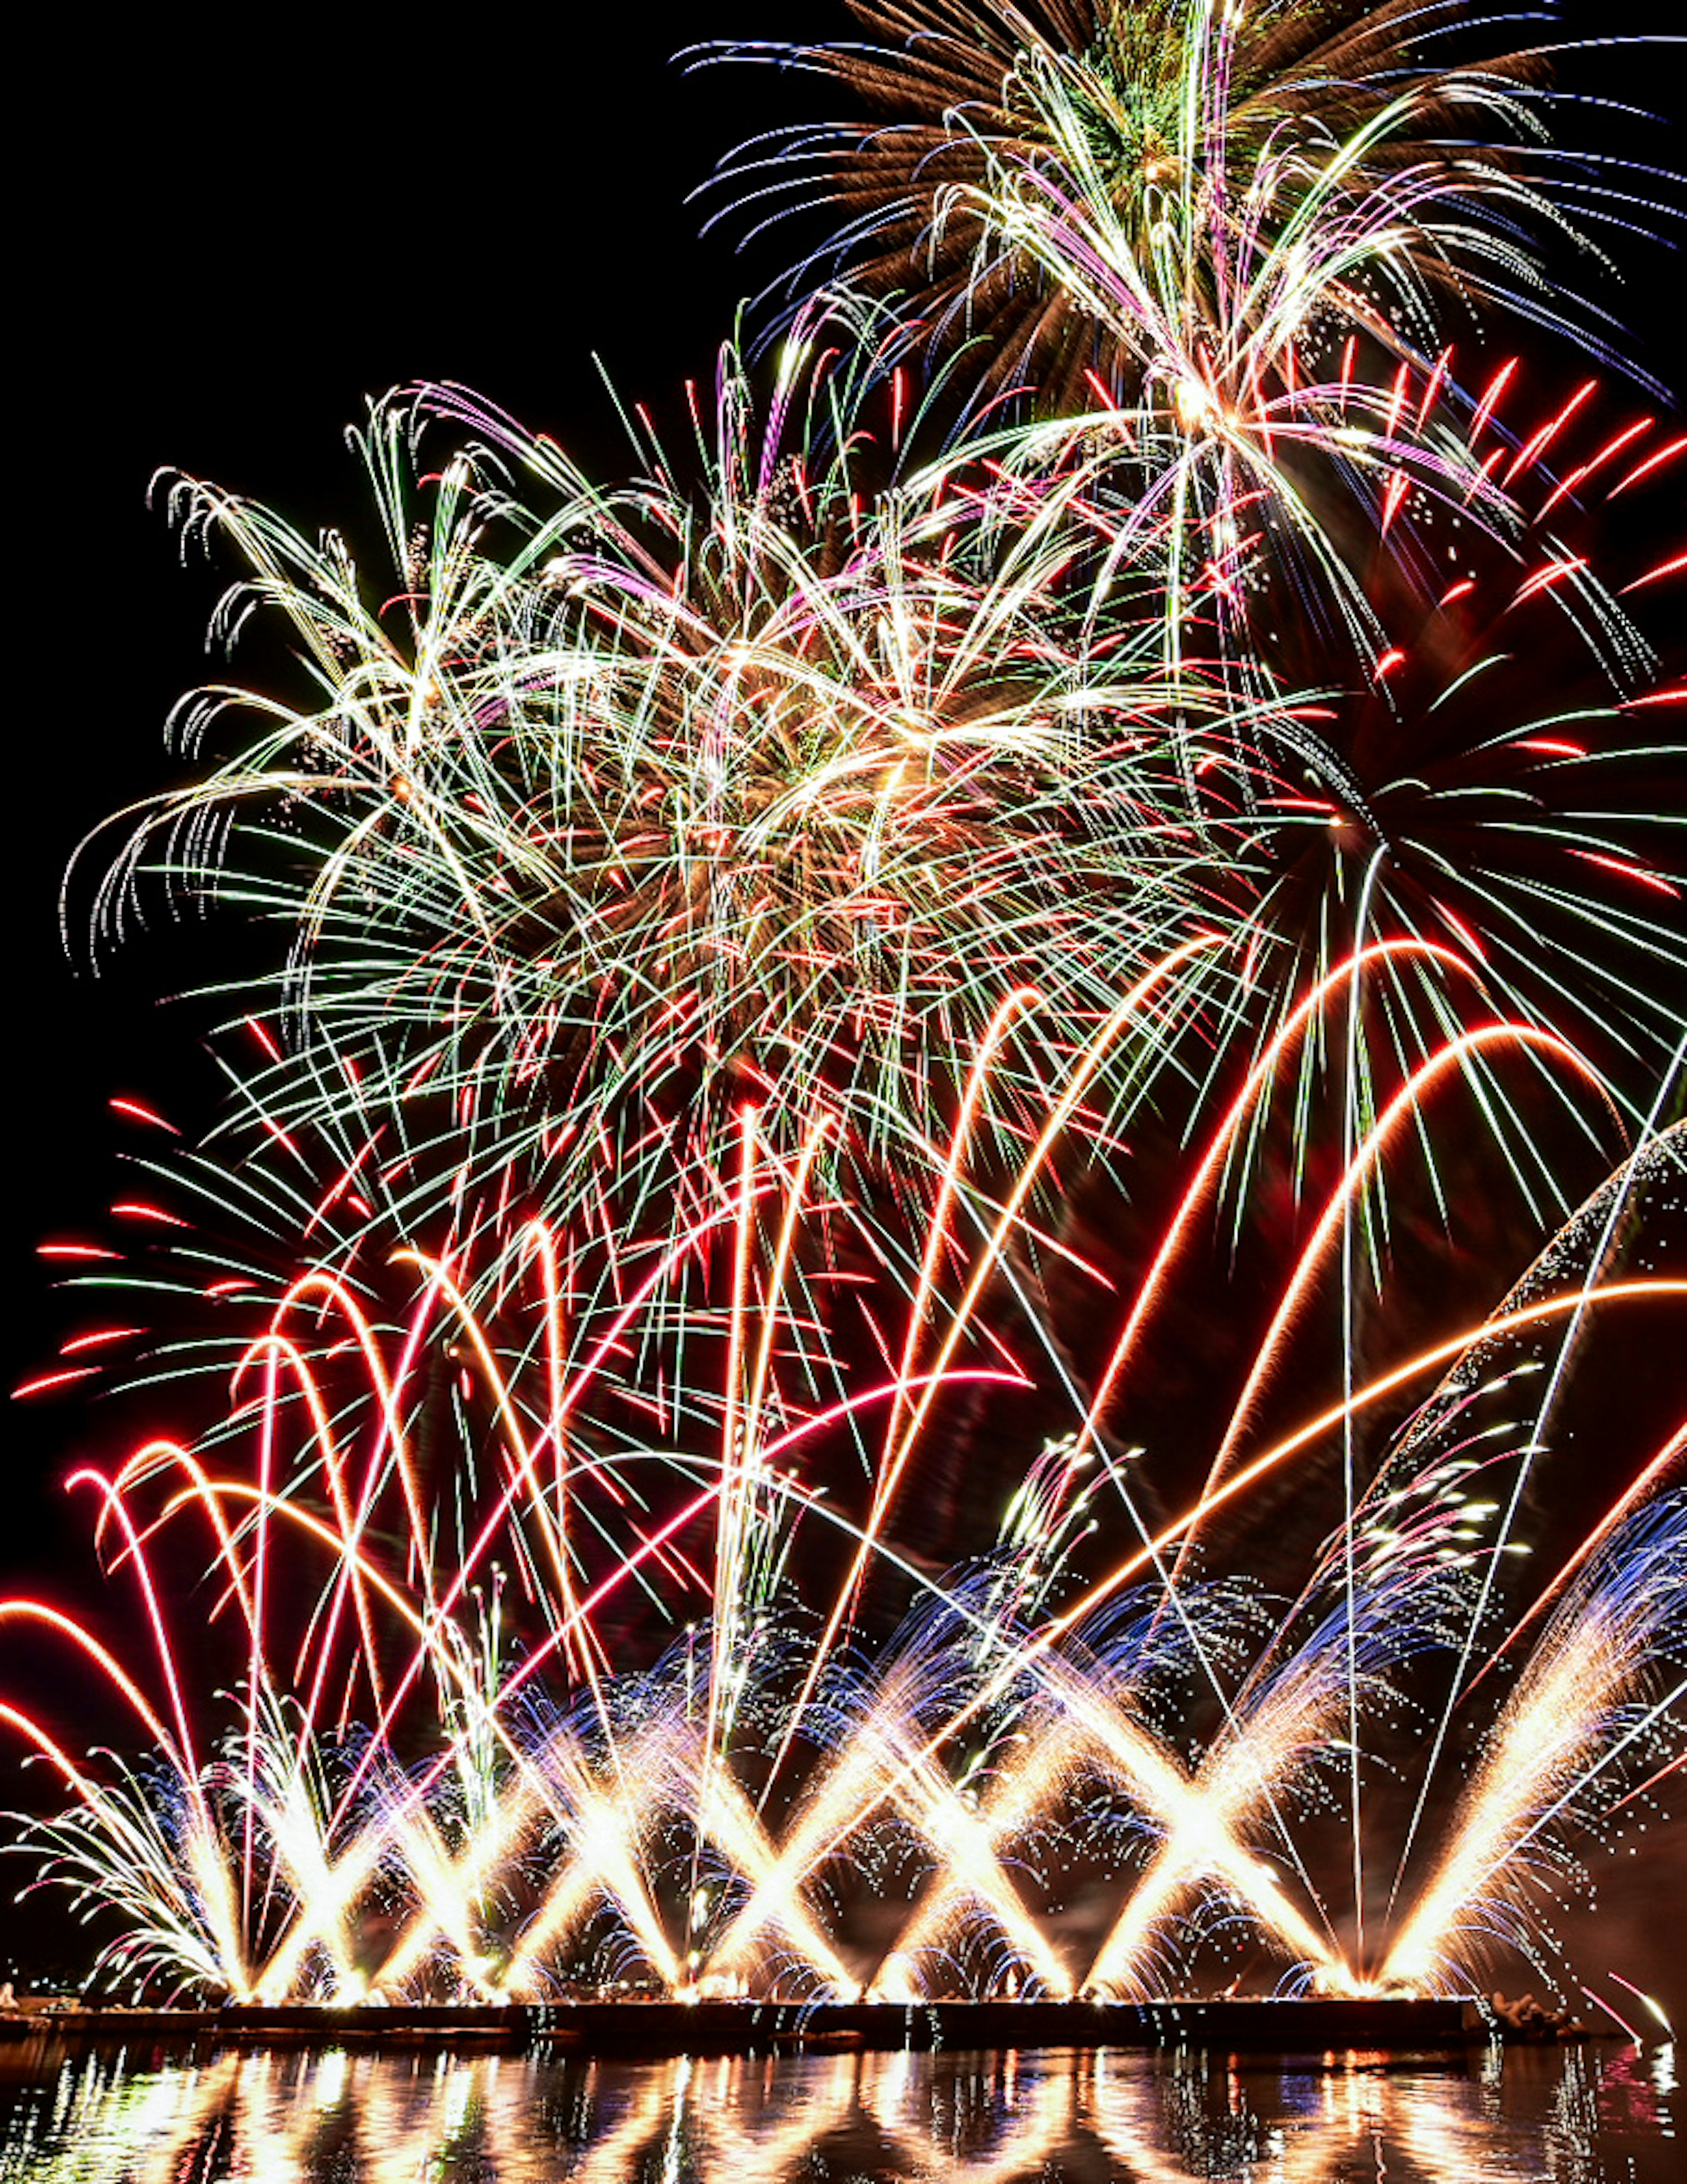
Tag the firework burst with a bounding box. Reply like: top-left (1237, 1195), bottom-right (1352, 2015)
top-left (696, 1), bottom-right (1576, 414)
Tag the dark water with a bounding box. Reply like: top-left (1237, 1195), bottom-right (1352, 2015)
top-left (0, 2036), bottom-right (1678, 2182)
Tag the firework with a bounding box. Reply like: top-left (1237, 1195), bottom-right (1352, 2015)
top-left (6, 1002), bottom-right (1681, 2005)
top-left (84, 311), bottom-right (1246, 1306)
top-left (6, 2), bottom-right (1683, 2029)
top-left (695, 3), bottom-right (1571, 415)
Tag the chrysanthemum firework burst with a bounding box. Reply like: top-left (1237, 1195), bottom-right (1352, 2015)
top-left (93, 325), bottom-right (1229, 1269)
top-left (702, 0), bottom-right (1618, 720)
top-left (697, 0), bottom-right (1566, 416)
top-left (1197, 370), bottom-right (1685, 1145)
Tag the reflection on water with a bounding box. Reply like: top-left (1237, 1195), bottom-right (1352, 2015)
top-left (0, 2036), bottom-right (1677, 2183)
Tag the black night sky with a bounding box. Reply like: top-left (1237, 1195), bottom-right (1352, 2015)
top-left (4, 4), bottom-right (1684, 2008)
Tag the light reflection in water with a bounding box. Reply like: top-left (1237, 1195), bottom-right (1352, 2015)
top-left (0, 2038), bottom-right (1678, 2183)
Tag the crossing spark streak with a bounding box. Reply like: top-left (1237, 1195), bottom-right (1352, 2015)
top-left (5, 1008), bottom-right (1683, 2003)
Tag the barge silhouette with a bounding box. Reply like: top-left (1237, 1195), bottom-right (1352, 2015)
top-left (6, 1994), bottom-right (1492, 2054)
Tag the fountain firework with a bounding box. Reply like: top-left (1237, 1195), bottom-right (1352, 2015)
top-left (5, 1015), bottom-right (1683, 2004)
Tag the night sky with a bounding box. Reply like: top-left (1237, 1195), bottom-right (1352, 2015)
top-left (5, 4), bottom-right (1684, 2003)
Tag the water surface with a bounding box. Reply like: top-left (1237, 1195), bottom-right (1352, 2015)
top-left (1, 2035), bottom-right (1677, 2181)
